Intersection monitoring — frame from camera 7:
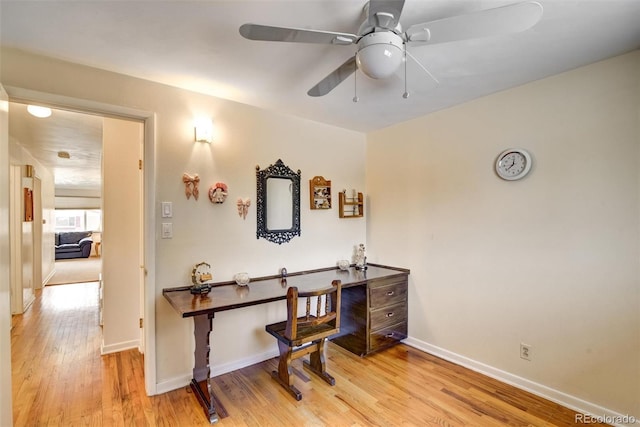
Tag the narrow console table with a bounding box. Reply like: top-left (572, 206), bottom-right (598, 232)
top-left (163, 263), bottom-right (409, 424)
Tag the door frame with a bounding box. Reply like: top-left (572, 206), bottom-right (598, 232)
top-left (5, 86), bottom-right (158, 395)
top-left (9, 164), bottom-right (22, 314)
top-left (32, 177), bottom-right (42, 291)
top-left (1, 82), bottom-right (14, 427)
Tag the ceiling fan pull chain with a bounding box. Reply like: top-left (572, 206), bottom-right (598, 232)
top-left (403, 45), bottom-right (409, 99)
top-left (353, 61), bottom-right (359, 103)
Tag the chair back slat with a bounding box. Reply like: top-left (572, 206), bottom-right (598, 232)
top-left (284, 280), bottom-right (341, 341)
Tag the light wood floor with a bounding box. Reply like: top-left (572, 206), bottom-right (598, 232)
top-left (11, 282), bottom-right (605, 426)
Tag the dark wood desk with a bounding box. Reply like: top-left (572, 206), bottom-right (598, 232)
top-left (163, 263), bottom-right (409, 424)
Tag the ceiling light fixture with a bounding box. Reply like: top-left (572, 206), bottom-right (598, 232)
top-left (355, 32), bottom-right (404, 79)
top-left (57, 151), bottom-right (71, 159)
top-left (27, 105), bottom-right (52, 118)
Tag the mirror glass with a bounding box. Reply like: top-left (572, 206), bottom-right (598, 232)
top-left (266, 177), bottom-right (293, 230)
top-left (256, 159), bottom-right (301, 244)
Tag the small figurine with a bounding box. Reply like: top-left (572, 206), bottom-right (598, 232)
top-left (190, 262), bottom-right (213, 295)
top-left (354, 243), bottom-right (367, 270)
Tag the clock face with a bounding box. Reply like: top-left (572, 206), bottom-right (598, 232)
top-left (496, 149), bottom-right (532, 180)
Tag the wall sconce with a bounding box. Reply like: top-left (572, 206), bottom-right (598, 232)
top-left (194, 117), bottom-right (213, 143)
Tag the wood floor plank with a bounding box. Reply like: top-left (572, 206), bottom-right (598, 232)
top-left (12, 282), bottom-right (608, 426)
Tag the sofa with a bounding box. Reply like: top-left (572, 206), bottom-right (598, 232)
top-left (55, 231), bottom-right (93, 260)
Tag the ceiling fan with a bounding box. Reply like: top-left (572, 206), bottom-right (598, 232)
top-left (239, 0), bottom-right (543, 97)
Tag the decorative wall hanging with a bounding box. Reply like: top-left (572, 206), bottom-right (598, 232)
top-left (237, 198), bottom-right (251, 220)
top-left (190, 261), bottom-right (213, 295)
top-left (309, 176), bottom-right (331, 209)
top-left (183, 173), bottom-right (200, 200)
top-left (208, 182), bottom-right (228, 204)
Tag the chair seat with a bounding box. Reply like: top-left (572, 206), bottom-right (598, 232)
top-left (266, 316), bottom-right (339, 347)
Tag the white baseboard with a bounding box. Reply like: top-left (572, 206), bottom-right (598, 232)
top-left (211, 348), bottom-right (279, 378)
top-left (156, 373), bottom-right (192, 395)
top-left (403, 337), bottom-right (639, 427)
top-left (155, 348), bottom-right (279, 395)
top-left (100, 339), bottom-right (139, 355)
top-left (42, 268), bottom-right (55, 286)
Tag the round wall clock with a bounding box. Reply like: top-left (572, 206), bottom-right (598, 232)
top-left (495, 148), bottom-right (532, 181)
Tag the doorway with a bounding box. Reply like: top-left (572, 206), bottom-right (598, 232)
top-left (4, 87), bottom-right (157, 396)
top-left (5, 94), bottom-right (155, 396)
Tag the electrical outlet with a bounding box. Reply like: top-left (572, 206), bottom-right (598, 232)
top-left (520, 343), bottom-right (532, 361)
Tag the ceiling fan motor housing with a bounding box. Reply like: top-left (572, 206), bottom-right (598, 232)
top-left (356, 31), bottom-right (404, 79)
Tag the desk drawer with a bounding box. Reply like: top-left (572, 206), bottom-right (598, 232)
top-left (370, 322), bottom-right (407, 351)
top-left (370, 303), bottom-right (407, 331)
top-left (369, 281), bottom-right (407, 308)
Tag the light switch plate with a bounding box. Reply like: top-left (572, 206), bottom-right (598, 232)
top-left (161, 223), bottom-right (173, 239)
top-left (161, 201), bottom-right (173, 218)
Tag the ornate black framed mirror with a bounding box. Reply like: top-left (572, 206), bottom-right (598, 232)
top-left (256, 159), bottom-right (301, 244)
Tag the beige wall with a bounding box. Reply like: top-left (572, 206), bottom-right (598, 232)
top-left (367, 51), bottom-right (640, 419)
top-left (0, 48), bottom-right (367, 389)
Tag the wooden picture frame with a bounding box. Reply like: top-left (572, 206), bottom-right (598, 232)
top-left (24, 188), bottom-right (33, 222)
top-left (309, 176), bottom-right (331, 210)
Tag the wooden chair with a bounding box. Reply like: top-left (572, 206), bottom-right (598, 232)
top-left (265, 280), bottom-right (342, 401)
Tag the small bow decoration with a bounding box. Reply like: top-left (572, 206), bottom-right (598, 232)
top-left (237, 198), bottom-right (251, 220)
top-left (183, 173), bottom-right (200, 200)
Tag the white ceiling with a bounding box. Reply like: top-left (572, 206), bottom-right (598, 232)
top-left (8, 103), bottom-right (103, 193)
top-left (2, 0), bottom-right (640, 191)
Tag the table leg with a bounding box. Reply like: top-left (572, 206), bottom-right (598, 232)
top-left (191, 313), bottom-right (226, 423)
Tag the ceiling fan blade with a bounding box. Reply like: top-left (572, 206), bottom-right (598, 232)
top-left (405, 1), bottom-right (543, 44)
top-left (239, 23), bottom-right (357, 45)
top-left (307, 56), bottom-right (357, 97)
top-left (367, 0), bottom-right (406, 29)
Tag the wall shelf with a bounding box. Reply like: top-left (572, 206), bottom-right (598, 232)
top-left (339, 191), bottom-right (363, 218)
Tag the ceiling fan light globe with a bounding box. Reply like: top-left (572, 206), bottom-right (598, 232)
top-left (355, 32), bottom-right (404, 79)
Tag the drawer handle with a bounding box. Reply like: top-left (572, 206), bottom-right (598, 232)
top-left (385, 312), bottom-right (394, 318)
top-left (385, 332), bottom-right (395, 338)
top-left (386, 291), bottom-right (395, 296)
